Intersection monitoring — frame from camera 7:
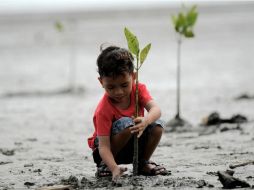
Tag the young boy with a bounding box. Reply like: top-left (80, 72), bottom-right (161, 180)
top-left (88, 46), bottom-right (167, 181)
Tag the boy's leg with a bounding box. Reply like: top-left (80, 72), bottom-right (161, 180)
top-left (110, 117), bottom-right (134, 160)
top-left (93, 117), bottom-right (134, 161)
top-left (111, 119), bottom-right (165, 166)
top-left (142, 125), bottom-right (163, 161)
top-left (110, 127), bottom-right (132, 156)
top-left (139, 120), bottom-right (167, 175)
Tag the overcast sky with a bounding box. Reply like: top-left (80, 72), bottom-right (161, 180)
top-left (1, 0), bottom-right (241, 14)
top-left (0, 0), bottom-right (180, 13)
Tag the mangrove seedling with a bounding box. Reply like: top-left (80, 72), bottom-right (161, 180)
top-left (54, 20), bottom-right (80, 94)
top-left (124, 27), bottom-right (151, 175)
top-left (166, 5), bottom-right (198, 129)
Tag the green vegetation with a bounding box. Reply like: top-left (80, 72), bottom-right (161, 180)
top-left (124, 27), bottom-right (151, 176)
top-left (169, 5), bottom-right (198, 126)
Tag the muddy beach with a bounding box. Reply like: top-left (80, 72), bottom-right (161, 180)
top-left (0, 2), bottom-right (254, 189)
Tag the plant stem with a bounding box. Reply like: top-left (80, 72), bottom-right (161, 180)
top-left (69, 44), bottom-right (76, 91)
top-left (133, 57), bottom-right (139, 176)
top-left (68, 19), bottom-right (77, 92)
top-left (176, 35), bottom-right (182, 119)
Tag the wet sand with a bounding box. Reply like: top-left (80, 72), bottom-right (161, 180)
top-left (0, 2), bottom-right (254, 189)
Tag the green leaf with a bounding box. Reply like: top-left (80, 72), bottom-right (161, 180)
top-left (140, 43), bottom-right (151, 64)
top-left (184, 30), bottom-right (194, 38)
top-left (182, 25), bottom-right (188, 34)
top-left (124, 27), bottom-right (139, 56)
top-left (178, 13), bottom-right (186, 27)
top-left (176, 13), bottom-right (186, 34)
top-left (174, 15), bottom-right (180, 32)
top-left (171, 15), bottom-right (177, 26)
top-left (172, 4), bottom-right (198, 37)
top-left (188, 12), bottom-right (198, 27)
top-left (186, 6), bottom-right (198, 26)
top-left (54, 21), bottom-right (64, 32)
top-left (175, 19), bottom-right (181, 33)
top-left (190, 5), bottom-right (197, 14)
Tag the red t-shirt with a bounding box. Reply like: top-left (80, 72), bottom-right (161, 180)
top-left (87, 83), bottom-right (152, 150)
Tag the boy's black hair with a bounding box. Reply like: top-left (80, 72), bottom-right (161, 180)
top-left (97, 45), bottom-right (134, 78)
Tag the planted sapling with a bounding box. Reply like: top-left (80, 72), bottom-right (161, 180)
top-left (124, 27), bottom-right (151, 175)
top-left (54, 20), bottom-right (83, 94)
top-left (166, 5), bottom-right (198, 129)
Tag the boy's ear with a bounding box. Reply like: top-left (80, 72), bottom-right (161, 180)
top-left (98, 77), bottom-right (103, 86)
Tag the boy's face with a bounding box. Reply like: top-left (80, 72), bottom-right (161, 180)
top-left (99, 72), bottom-right (135, 103)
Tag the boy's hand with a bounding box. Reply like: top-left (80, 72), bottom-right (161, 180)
top-left (112, 166), bottom-right (127, 182)
top-left (130, 117), bottom-right (149, 138)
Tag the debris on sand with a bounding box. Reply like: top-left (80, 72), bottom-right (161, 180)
top-left (38, 176), bottom-right (85, 190)
top-left (220, 125), bottom-right (242, 132)
top-left (217, 170), bottom-right (251, 188)
top-left (38, 185), bottom-right (72, 190)
top-left (206, 171), bottom-right (218, 176)
top-left (235, 93), bottom-right (254, 100)
top-left (46, 175), bottom-right (215, 189)
top-left (196, 179), bottom-right (214, 188)
top-left (33, 168), bottom-right (42, 173)
top-left (60, 176), bottom-right (79, 189)
top-left (26, 138), bottom-right (38, 142)
top-left (162, 177), bottom-right (214, 188)
top-left (199, 112), bottom-right (248, 136)
top-left (24, 163), bottom-right (34, 167)
top-left (0, 149), bottom-right (15, 156)
top-left (0, 161), bottom-right (13, 165)
top-left (131, 176), bottom-right (145, 187)
top-left (229, 160), bottom-right (254, 169)
top-left (24, 182), bottom-right (35, 187)
top-left (201, 112), bottom-right (247, 126)
top-left (80, 177), bottom-right (95, 188)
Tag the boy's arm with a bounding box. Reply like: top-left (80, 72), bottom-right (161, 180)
top-left (144, 100), bottom-right (161, 124)
top-left (98, 136), bottom-right (127, 181)
top-left (98, 136), bottom-right (118, 172)
top-left (131, 100), bottom-right (161, 137)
